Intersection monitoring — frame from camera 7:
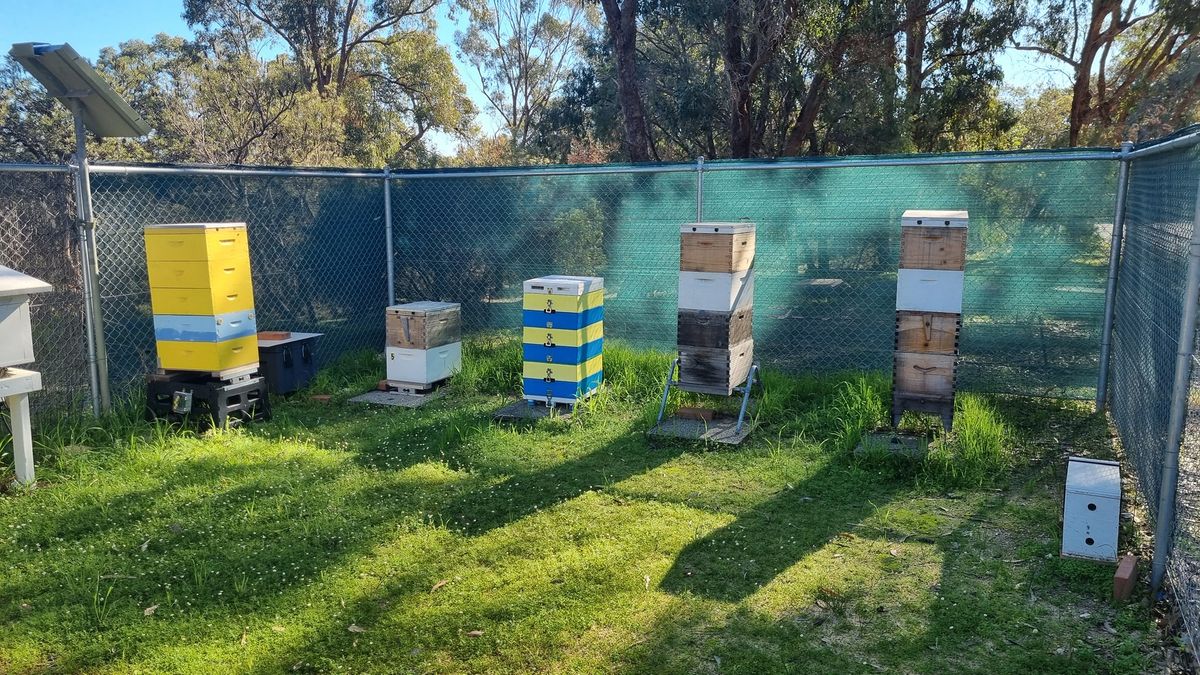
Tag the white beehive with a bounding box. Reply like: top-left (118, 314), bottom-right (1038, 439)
top-left (386, 342), bottom-right (462, 385)
top-left (895, 269), bottom-right (964, 314)
top-left (1062, 457), bottom-right (1121, 562)
top-left (0, 266), bottom-right (53, 369)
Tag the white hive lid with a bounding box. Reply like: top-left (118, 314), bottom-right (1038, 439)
top-left (1066, 457), bottom-right (1121, 499)
top-left (523, 275), bottom-right (605, 295)
top-left (144, 222), bottom-right (247, 231)
top-left (902, 210), bottom-right (969, 228)
top-left (681, 222), bottom-right (756, 234)
top-left (0, 266), bottom-right (52, 298)
top-left (387, 301), bottom-right (460, 314)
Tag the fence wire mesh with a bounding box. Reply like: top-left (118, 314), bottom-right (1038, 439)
top-left (394, 153), bottom-right (1117, 397)
top-left (0, 169), bottom-right (90, 414)
top-left (89, 171), bottom-right (388, 398)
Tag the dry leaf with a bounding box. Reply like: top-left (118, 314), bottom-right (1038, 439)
top-left (348, 624), bottom-right (367, 633)
top-left (889, 549), bottom-right (900, 556)
top-left (140, 539), bottom-right (150, 552)
top-left (240, 629), bottom-right (248, 646)
top-left (143, 604), bottom-right (159, 616)
top-left (643, 575), bottom-right (650, 591)
top-left (466, 630), bottom-right (484, 637)
top-left (431, 579), bottom-right (450, 593)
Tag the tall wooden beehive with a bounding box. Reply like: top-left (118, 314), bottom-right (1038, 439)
top-left (522, 275), bottom-right (604, 405)
top-left (892, 210), bottom-right (967, 430)
top-left (145, 223), bottom-right (259, 375)
top-left (677, 222), bottom-right (755, 395)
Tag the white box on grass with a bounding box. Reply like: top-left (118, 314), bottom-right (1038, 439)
top-left (385, 342), bottom-right (462, 385)
top-left (1062, 456), bottom-right (1121, 562)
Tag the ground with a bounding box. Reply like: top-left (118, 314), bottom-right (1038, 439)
top-left (0, 337), bottom-right (1169, 673)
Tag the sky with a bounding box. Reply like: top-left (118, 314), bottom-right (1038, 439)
top-left (0, 0), bottom-right (1068, 155)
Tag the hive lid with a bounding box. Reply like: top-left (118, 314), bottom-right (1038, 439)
top-left (1066, 456), bottom-right (1121, 498)
top-left (681, 222), bottom-right (756, 234)
top-left (387, 301), bottom-right (460, 314)
top-left (0, 266), bottom-right (53, 298)
top-left (257, 331), bottom-right (323, 348)
top-left (144, 222), bottom-right (247, 232)
top-left (523, 275), bottom-right (605, 295)
top-left (901, 210), bottom-right (968, 228)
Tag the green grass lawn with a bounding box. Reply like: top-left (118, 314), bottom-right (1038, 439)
top-left (0, 336), bottom-right (1164, 673)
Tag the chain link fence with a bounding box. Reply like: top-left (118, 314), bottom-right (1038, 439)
top-left (0, 168), bottom-right (90, 412)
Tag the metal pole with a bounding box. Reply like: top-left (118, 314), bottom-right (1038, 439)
top-left (1151, 174), bottom-right (1200, 591)
top-left (696, 156), bottom-right (705, 222)
top-left (69, 111), bottom-right (106, 415)
top-left (1095, 141), bottom-right (1133, 412)
top-left (384, 168), bottom-right (395, 305)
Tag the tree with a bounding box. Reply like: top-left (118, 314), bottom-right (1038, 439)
top-left (1014, 0), bottom-right (1200, 145)
top-left (455, 0), bottom-right (592, 154)
top-left (598, 0), bottom-right (652, 161)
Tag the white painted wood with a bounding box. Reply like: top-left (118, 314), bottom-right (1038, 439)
top-left (680, 222), bottom-right (756, 234)
top-left (0, 296), bottom-right (36, 369)
top-left (8, 391), bottom-right (34, 485)
top-left (386, 342), bottom-right (462, 384)
top-left (895, 269), bottom-right (964, 313)
top-left (0, 266), bottom-right (52, 297)
top-left (1061, 457), bottom-right (1121, 562)
top-left (0, 367), bottom-right (42, 398)
top-left (523, 275), bottom-right (604, 295)
top-left (678, 270), bottom-right (754, 312)
top-left (901, 209), bottom-right (969, 228)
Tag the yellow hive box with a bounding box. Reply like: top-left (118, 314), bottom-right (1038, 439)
top-left (145, 223), bottom-right (248, 263)
top-left (522, 288), bottom-right (604, 315)
top-left (522, 354), bottom-right (603, 382)
top-left (156, 335), bottom-right (258, 372)
top-left (147, 256), bottom-right (253, 291)
top-left (149, 286), bottom-right (255, 315)
top-left (522, 322), bottom-right (603, 348)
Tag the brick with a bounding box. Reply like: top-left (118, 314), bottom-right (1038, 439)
top-left (1113, 554), bottom-right (1138, 602)
top-left (677, 406), bottom-right (716, 422)
top-left (377, 379), bottom-right (390, 391)
top-left (310, 394), bottom-right (332, 403)
top-left (257, 330), bottom-right (292, 340)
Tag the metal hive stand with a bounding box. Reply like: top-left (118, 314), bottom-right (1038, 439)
top-left (654, 357), bottom-right (760, 438)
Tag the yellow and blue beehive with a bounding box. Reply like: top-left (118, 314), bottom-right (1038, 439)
top-left (522, 275), bottom-right (603, 404)
top-left (145, 223), bottom-right (258, 373)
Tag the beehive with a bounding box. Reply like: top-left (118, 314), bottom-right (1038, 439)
top-left (892, 210), bottom-right (967, 430)
top-left (677, 223), bottom-right (755, 395)
top-left (522, 275), bottom-right (603, 405)
top-left (385, 301), bottom-right (462, 385)
top-left (145, 223), bottom-right (258, 374)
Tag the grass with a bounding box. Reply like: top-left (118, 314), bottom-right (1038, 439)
top-left (0, 335), bottom-right (1165, 673)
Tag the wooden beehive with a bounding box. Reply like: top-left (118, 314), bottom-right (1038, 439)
top-left (894, 312), bottom-right (960, 355)
top-left (680, 222), bottom-right (756, 273)
top-left (678, 340), bottom-right (754, 396)
top-left (387, 301), bottom-right (461, 350)
top-left (899, 227), bottom-right (967, 271)
top-left (678, 308), bottom-right (753, 349)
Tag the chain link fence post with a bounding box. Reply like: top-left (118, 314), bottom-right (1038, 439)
top-left (384, 167), bottom-right (395, 305)
top-left (1096, 140), bottom-right (1133, 413)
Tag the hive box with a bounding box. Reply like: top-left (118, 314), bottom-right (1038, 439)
top-left (387, 301), bottom-right (461, 349)
top-left (900, 227), bottom-right (968, 271)
top-left (678, 340), bottom-right (754, 396)
top-left (892, 352), bottom-right (956, 400)
top-left (0, 266), bottom-right (53, 369)
top-left (894, 312), bottom-right (960, 355)
top-left (145, 223), bottom-right (258, 374)
top-left (522, 354), bottom-right (603, 405)
top-left (680, 222), bottom-right (756, 272)
top-left (522, 322), bottom-right (604, 365)
top-left (678, 308), bottom-right (753, 349)
top-left (1062, 457), bottom-right (1121, 562)
top-left (258, 332), bottom-right (322, 395)
top-left (387, 342), bottom-right (462, 385)
top-left (522, 275), bottom-right (605, 329)
top-left (678, 270), bottom-right (754, 312)
top-left (895, 269), bottom-right (964, 314)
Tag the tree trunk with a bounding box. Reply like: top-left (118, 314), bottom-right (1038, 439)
top-left (782, 72), bottom-right (830, 156)
top-left (600, 0), bottom-right (652, 162)
top-left (904, 0), bottom-right (928, 146)
top-left (1068, 0), bottom-right (1116, 146)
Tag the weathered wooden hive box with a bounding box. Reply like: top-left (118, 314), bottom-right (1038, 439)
top-left (0, 266), bottom-right (53, 369)
top-left (892, 210), bottom-right (967, 430)
top-left (522, 275), bottom-right (604, 405)
top-left (677, 222), bottom-right (755, 396)
top-left (144, 223), bottom-right (259, 374)
top-left (385, 301), bottom-right (462, 385)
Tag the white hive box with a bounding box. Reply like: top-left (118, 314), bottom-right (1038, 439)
top-left (386, 342), bottom-right (462, 385)
top-left (680, 222), bottom-right (756, 234)
top-left (895, 269), bottom-right (964, 314)
top-left (0, 266), bottom-right (53, 369)
top-left (1062, 457), bottom-right (1121, 562)
top-left (523, 275), bottom-right (605, 295)
top-left (678, 270), bottom-right (754, 312)
top-left (901, 209), bottom-right (969, 228)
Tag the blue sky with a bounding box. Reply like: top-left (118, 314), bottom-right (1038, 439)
top-left (0, 0), bottom-right (1068, 154)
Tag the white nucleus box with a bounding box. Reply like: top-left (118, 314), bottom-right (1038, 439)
top-left (895, 269), bottom-right (964, 314)
top-left (0, 266), bottom-right (53, 369)
top-left (1062, 456), bottom-right (1121, 562)
top-left (678, 270), bottom-right (755, 312)
top-left (386, 342), bottom-right (462, 385)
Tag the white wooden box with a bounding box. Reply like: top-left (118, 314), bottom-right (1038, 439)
top-left (680, 222), bottom-right (756, 235)
top-left (0, 266), bottom-right (53, 369)
top-left (1062, 457), bottom-right (1121, 562)
top-left (678, 270), bottom-right (754, 312)
top-left (386, 342), bottom-right (462, 385)
top-left (523, 275), bottom-right (604, 295)
top-left (901, 209), bottom-right (969, 228)
top-left (895, 269), bottom-right (963, 314)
